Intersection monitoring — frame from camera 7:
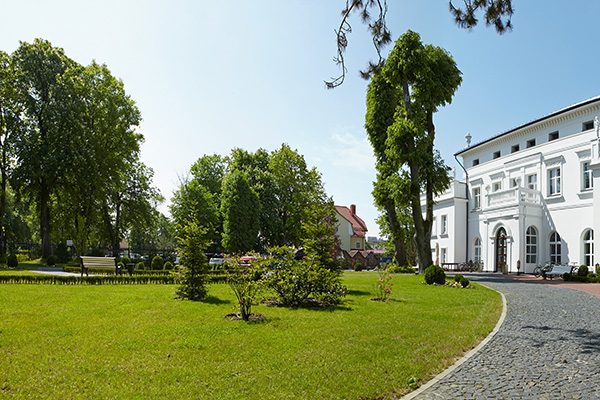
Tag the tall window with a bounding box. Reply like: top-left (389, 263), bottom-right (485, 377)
top-left (548, 168), bottom-right (561, 195)
top-left (492, 181), bottom-right (502, 192)
top-left (441, 248), bottom-right (447, 264)
top-left (549, 232), bottom-right (561, 264)
top-left (472, 187), bottom-right (481, 209)
top-left (525, 226), bottom-right (537, 264)
top-left (441, 215), bottom-right (448, 235)
top-left (584, 229), bottom-right (594, 267)
top-left (583, 161), bottom-right (593, 190)
top-left (474, 238), bottom-right (481, 262)
top-left (527, 174), bottom-right (537, 190)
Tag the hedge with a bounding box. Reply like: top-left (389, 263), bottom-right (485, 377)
top-left (0, 274), bottom-right (227, 285)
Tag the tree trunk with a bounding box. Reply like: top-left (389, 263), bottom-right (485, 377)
top-left (40, 178), bottom-right (52, 258)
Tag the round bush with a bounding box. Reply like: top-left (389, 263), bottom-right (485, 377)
top-left (424, 265), bottom-right (446, 285)
top-left (152, 255), bottom-right (165, 270)
top-left (460, 277), bottom-right (470, 288)
top-left (454, 274), bottom-right (464, 283)
top-left (353, 262), bottom-right (364, 272)
top-left (135, 261), bottom-right (145, 270)
top-left (164, 261), bottom-right (174, 270)
top-left (46, 255), bottom-right (56, 266)
top-left (578, 265), bottom-right (589, 277)
top-left (7, 254), bottom-right (18, 268)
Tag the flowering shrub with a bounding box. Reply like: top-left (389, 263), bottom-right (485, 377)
top-left (224, 255), bottom-right (264, 321)
top-left (373, 268), bottom-right (393, 301)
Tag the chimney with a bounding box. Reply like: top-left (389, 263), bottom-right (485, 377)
top-left (350, 204), bottom-right (356, 215)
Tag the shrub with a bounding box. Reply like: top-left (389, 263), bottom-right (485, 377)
top-left (164, 261), bottom-right (174, 270)
top-left (224, 256), bottom-right (265, 321)
top-left (424, 265), bottom-right (446, 285)
top-left (460, 277), bottom-right (470, 288)
top-left (596, 265), bottom-right (600, 275)
top-left (386, 263), bottom-right (416, 274)
top-left (175, 222), bottom-right (210, 301)
top-left (262, 247), bottom-right (347, 307)
top-left (373, 268), bottom-right (393, 301)
top-left (121, 257), bottom-right (131, 265)
top-left (7, 254), bottom-right (18, 268)
top-left (135, 262), bottom-right (145, 270)
top-left (151, 256), bottom-right (165, 270)
top-left (353, 261), bottom-right (364, 272)
top-left (54, 243), bottom-right (71, 263)
top-left (578, 265), bottom-right (589, 277)
top-left (46, 255), bottom-right (56, 266)
top-left (454, 274), bottom-right (464, 283)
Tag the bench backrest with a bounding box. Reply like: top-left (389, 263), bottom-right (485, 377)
top-left (80, 256), bottom-right (116, 269)
top-left (549, 265), bottom-right (573, 274)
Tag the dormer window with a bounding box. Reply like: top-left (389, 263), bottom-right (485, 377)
top-left (527, 139), bottom-right (536, 148)
top-left (548, 131), bottom-right (559, 141)
top-left (583, 121), bottom-right (594, 131)
top-left (472, 159), bottom-right (479, 166)
top-left (511, 144), bottom-right (520, 153)
top-left (493, 151), bottom-right (501, 159)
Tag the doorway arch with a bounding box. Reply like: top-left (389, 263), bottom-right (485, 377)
top-left (495, 227), bottom-right (507, 273)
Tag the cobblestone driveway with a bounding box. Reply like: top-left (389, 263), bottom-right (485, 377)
top-left (405, 274), bottom-right (600, 399)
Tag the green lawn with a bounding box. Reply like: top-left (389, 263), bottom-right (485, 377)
top-left (0, 273), bottom-right (501, 399)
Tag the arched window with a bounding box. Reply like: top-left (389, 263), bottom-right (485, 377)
top-left (474, 238), bottom-right (481, 262)
top-left (525, 226), bottom-right (537, 264)
top-left (584, 229), bottom-right (594, 267)
top-left (549, 232), bottom-right (561, 264)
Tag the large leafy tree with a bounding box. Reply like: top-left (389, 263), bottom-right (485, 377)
top-left (220, 170), bottom-right (260, 253)
top-left (366, 30), bottom-right (462, 272)
top-left (327, 0), bottom-right (513, 88)
top-left (11, 39), bottom-right (77, 258)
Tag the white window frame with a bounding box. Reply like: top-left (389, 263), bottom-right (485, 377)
top-left (492, 181), bottom-right (502, 192)
top-left (473, 238), bottom-right (481, 262)
top-left (525, 226), bottom-right (537, 264)
top-left (548, 167), bottom-right (561, 196)
top-left (441, 248), bottom-right (447, 264)
top-left (441, 215), bottom-right (448, 235)
top-left (549, 232), bottom-right (561, 264)
top-left (584, 229), bottom-right (594, 267)
top-left (526, 173), bottom-right (537, 191)
top-left (472, 187), bottom-right (481, 210)
top-left (582, 161), bottom-right (593, 191)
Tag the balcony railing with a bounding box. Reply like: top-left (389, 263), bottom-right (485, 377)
top-left (487, 187), bottom-right (541, 208)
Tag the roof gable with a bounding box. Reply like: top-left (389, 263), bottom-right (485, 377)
top-left (335, 205), bottom-right (368, 236)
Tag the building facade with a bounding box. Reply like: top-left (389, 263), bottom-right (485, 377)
top-left (432, 96), bottom-right (600, 273)
top-left (334, 204), bottom-right (368, 252)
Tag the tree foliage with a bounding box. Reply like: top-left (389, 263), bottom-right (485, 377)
top-left (327, 0), bottom-right (513, 88)
top-left (366, 30), bottom-right (461, 272)
top-left (221, 170), bottom-right (260, 254)
top-left (175, 221), bottom-right (209, 301)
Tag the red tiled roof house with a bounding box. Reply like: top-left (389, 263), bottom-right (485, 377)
top-left (334, 204), bottom-right (368, 252)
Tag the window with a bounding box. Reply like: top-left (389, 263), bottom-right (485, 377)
top-left (472, 187), bottom-right (481, 209)
top-left (549, 232), bottom-right (561, 264)
top-left (548, 167), bottom-right (561, 195)
top-left (527, 139), bottom-right (536, 148)
top-left (510, 178), bottom-right (519, 188)
top-left (492, 181), bottom-right (502, 192)
top-left (583, 121), bottom-right (594, 131)
top-left (525, 226), bottom-right (537, 264)
top-left (356, 241), bottom-right (361, 249)
top-left (441, 248), bottom-right (447, 264)
top-left (441, 215), bottom-right (448, 235)
top-left (511, 144), bottom-right (520, 153)
top-left (582, 161), bottom-right (593, 190)
top-left (474, 238), bottom-right (481, 262)
top-left (584, 229), bottom-right (594, 267)
top-left (527, 174), bottom-right (537, 190)
top-left (493, 151), bottom-right (501, 159)
top-left (472, 159), bottom-right (479, 166)
top-left (548, 131), bottom-right (559, 141)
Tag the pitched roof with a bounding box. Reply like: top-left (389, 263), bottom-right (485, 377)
top-left (335, 205), bottom-right (368, 237)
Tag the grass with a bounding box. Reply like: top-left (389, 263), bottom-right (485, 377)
top-left (0, 273), bottom-right (501, 399)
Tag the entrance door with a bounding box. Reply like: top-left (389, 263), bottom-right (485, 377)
top-left (495, 228), bottom-right (507, 273)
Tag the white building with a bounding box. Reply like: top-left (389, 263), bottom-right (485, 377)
top-left (432, 96), bottom-right (600, 273)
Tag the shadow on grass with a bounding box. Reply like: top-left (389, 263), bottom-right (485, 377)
top-left (203, 295), bottom-right (232, 305)
top-left (347, 289), bottom-right (372, 297)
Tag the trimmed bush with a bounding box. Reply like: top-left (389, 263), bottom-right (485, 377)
top-left (46, 255), bottom-right (56, 266)
top-left (135, 262), bottom-right (145, 270)
top-left (121, 257), bottom-right (131, 265)
top-left (578, 265), bottom-right (589, 277)
top-left (460, 277), bottom-right (470, 288)
top-left (454, 274), bottom-right (463, 283)
top-left (54, 243), bottom-right (71, 263)
top-left (7, 254), bottom-right (18, 268)
top-left (164, 261), bottom-right (174, 270)
top-left (424, 265), bottom-right (445, 285)
top-left (151, 256), bottom-right (165, 270)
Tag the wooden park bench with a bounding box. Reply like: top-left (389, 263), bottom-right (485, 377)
top-left (80, 256), bottom-right (120, 277)
top-left (543, 264), bottom-right (575, 280)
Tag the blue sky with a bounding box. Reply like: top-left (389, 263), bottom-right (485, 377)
top-left (2, 1), bottom-right (599, 237)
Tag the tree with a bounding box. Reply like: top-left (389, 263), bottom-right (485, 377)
top-left (221, 170), bottom-right (260, 253)
top-left (301, 200), bottom-right (341, 271)
top-left (175, 221), bottom-right (209, 301)
top-left (327, 0), bottom-right (513, 88)
top-left (170, 178), bottom-right (220, 244)
top-left (366, 30), bottom-right (461, 272)
top-left (11, 39), bottom-right (77, 258)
